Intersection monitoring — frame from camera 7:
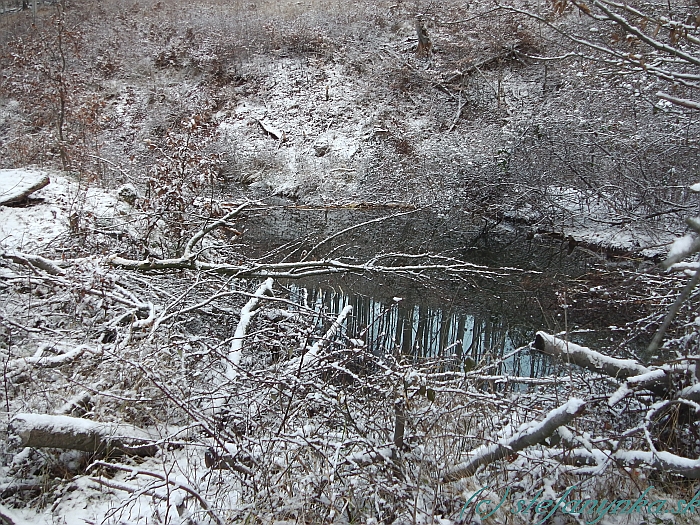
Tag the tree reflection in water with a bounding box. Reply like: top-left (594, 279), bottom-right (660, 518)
top-left (287, 282), bottom-right (556, 379)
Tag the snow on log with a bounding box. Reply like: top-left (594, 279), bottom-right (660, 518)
top-left (613, 450), bottom-right (700, 479)
top-left (225, 278), bottom-right (275, 379)
top-left (534, 332), bottom-right (650, 379)
top-left (1, 250), bottom-right (66, 275)
top-left (0, 169), bottom-right (50, 205)
top-left (680, 383), bottom-right (700, 403)
top-left (657, 91), bottom-right (700, 111)
top-left (550, 446), bottom-right (700, 478)
top-left (442, 398), bottom-right (586, 482)
top-left (8, 414), bottom-right (158, 456)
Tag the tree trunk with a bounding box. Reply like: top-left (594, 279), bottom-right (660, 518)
top-left (9, 413), bottom-right (158, 456)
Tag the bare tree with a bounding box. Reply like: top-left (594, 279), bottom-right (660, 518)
top-left (498, 0), bottom-right (700, 110)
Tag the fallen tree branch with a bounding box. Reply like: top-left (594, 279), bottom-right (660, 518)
top-left (647, 269), bottom-right (700, 355)
top-left (613, 450), bottom-right (700, 478)
top-left (109, 254), bottom-right (507, 280)
top-left (286, 304), bottom-right (354, 374)
top-left (301, 208), bottom-right (421, 262)
top-left (562, 446), bottom-right (700, 479)
top-left (608, 368), bottom-right (675, 405)
top-left (6, 345), bottom-right (93, 377)
top-left (657, 92), bottom-right (700, 111)
top-left (8, 413), bottom-right (158, 456)
top-left (442, 398), bottom-right (586, 482)
top-left (108, 207), bottom-right (516, 279)
top-left (534, 332), bottom-right (650, 379)
top-left (182, 202), bottom-right (249, 260)
top-left (89, 461), bottom-right (225, 525)
top-left (226, 278), bottom-right (275, 379)
top-left (1, 250), bottom-right (66, 275)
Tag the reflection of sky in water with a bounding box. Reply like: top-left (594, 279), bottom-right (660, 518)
top-left (288, 284), bottom-right (558, 379)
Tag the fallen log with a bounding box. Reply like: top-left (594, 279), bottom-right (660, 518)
top-left (534, 332), bottom-right (650, 379)
top-left (534, 332), bottom-right (678, 403)
top-left (0, 170), bottom-right (49, 205)
top-left (8, 413), bottom-right (158, 456)
top-left (443, 398), bottom-right (586, 482)
top-left (612, 450), bottom-right (700, 479)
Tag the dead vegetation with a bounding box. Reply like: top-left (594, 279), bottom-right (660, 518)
top-left (1, 0), bottom-right (700, 522)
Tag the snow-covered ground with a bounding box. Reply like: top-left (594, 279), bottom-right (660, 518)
top-left (0, 169), bottom-right (130, 254)
top-left (1, 167), bottom-right (698, 524)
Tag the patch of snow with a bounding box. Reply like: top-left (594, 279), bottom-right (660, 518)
top-left (668, 234), bottom-right (695, 260)
top-left (0, 170), bottom-right (121, 253)
top-left (503, 185), bottom-right (677, 256)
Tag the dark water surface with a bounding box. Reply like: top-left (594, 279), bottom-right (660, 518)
top-left (239, 205), bottom-right (645, 376)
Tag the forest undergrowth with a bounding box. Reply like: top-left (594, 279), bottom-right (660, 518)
top-left (1, 0), bottom-right (700, 523)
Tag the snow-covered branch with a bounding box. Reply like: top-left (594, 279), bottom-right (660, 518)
top-left (225, 277), bottom-right (274, 379)
top-left (6, 344), bottom-right (93, 373)
top-left (443, 398), bottom-right (586, 482)
top-left (534, 332), bottom-right (649, 379)
top-left (182, 202), bottom-right (249, 260)
top-left (543, 445), bottom-right (700, 478)
top-left (614, 450), bottom-right (700, 478)
top-left (285, 304), bottom-right (353, 374)
top-left (1, 250), bottom-right (66, 275)
top-left (591, 0), bottom-right (700, 68)
top-left (108, 254), bottom-right (509, 280)
top-left (657, 92), bottom-right (700, 111)
top-left (498, 0), bottom-right (700, 105)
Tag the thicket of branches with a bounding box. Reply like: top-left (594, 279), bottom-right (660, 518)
top-left (492, 0), bottom-right (700, 235)
top-left (2, 0), bottom-right (700, 523)
top-left (2, 196), bottom-right (700, 523)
